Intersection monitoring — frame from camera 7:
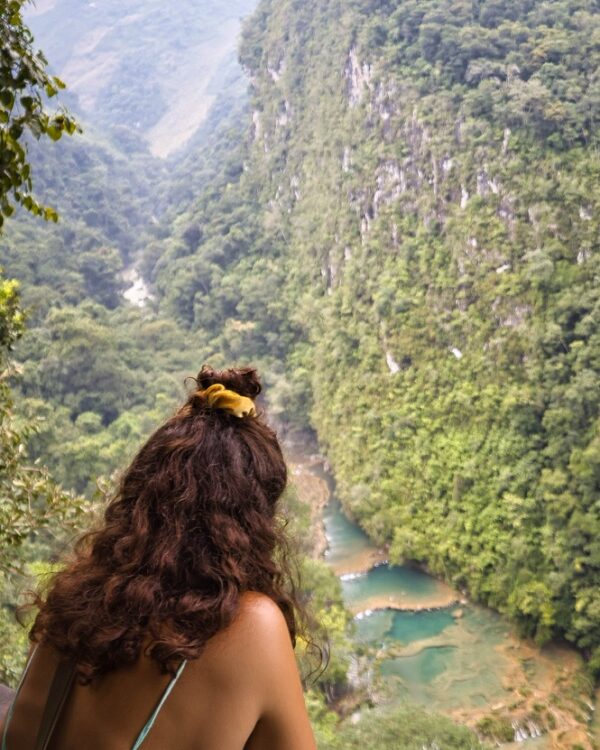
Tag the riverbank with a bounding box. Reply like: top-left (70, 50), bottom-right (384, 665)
top-left (348, 589), bottom-right (460, 615)
top-left (421, 625), bottom-right (595, 749)
top-left (285, 444), bottom-right (403, 574)
top-left (284, 443), bottom-right (330, 558)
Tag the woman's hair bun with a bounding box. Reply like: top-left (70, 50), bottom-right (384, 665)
top-left (195, 364), bottom-right (262, 399)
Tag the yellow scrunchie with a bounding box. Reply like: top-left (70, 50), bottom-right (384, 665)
top-left (198, 383), bottom-right (256, 418)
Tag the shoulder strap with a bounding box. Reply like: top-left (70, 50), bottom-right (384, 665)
top-left (0, 684), bottom-right (16, 724)
top-left (131, 660), bottom-right (187, 750)
top-left (32, 658), bottom-right (76, 750)
top-left (1, 646), bottom-right (38, 750)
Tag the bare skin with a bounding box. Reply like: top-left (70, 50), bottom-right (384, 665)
top-left (1, 592), bottom-right (317, 750)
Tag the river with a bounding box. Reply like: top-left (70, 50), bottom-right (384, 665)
top-left (288, 445), bottom-right (596, 749)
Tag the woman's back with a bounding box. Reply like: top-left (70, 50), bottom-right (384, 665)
top-left (2, 592), bottom-right (316, 750)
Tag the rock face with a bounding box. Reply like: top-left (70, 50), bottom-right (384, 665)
top-left (122, 268), bottom-right (153, 307)
top-left (230, 0), bottom-right (600, 679)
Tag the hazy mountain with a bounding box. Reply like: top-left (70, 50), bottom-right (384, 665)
top-left (26, 0), bottom-right (257, 157)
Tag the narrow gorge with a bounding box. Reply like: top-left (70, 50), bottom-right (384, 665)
top-left (1, 0), bottom-right (599, 748)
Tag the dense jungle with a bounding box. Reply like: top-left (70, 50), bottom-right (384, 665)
top-left (1, 0), bottom-right (599, 747)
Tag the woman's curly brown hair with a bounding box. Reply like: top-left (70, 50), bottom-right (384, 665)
top-left (31, 365), bottom-right (306, 683)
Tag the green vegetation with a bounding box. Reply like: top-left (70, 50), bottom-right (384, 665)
top-left (0, 267), bottom-right (87, 684)
top-left (2, 0), bottom-right (599, 746)
top-left (476, 714), bottom-right (515, 744)
top-left (0, 0), bottom-right (87, 683)
top-left (308, 699), bottom-right (486, 749)
top-left (281, 480), bottom-right (354, 698)
top-left (235, 0), bottom-right (600, 674)
top-left (335, 705), bottom-right (485, 749)
top-left (1, 128), bottom-right (207, 491)
top-left (0, 276), bottom-right (82, 576)
top-left (0, 0), bottom-right (78, 226)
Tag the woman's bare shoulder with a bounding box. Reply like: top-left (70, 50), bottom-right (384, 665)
top-left (185, 593), bottom-right (316, 749)
top-left (214, 592), bottom-right (291, 659)
top-left (195, 592), bottom-right (292, 669)
top-left (183, 592), bottom-right (294, 713)
top-left (236, 592), bottom-right (290, 632)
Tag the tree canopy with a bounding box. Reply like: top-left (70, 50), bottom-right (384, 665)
top-left (0, 0), bottom-right (78, 227)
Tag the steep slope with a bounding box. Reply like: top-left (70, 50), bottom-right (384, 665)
top-left (1, 6), bottom-right (490, 742)
top-left (155, 0), bottom-right (600, 675)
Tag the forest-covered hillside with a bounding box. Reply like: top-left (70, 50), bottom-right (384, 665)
top-left (0, 2), bottom-right (492, 741)
top-left (152, 0), bottom-right (600, 676)
top-left (2, 0), bottom-right (599, 746)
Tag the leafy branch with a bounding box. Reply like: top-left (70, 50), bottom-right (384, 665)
top-left (0, 0), bottom-right (80, 228)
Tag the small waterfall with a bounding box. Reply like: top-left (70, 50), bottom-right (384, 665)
top-left (122, 267), bottom-right (153, 307)
top-left (511, 719), bottom-right (543, 742)
top-left (512, 721), bottom-right (529, 742)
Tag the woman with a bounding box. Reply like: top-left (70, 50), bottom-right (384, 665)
top-left (1, 365), bottom-right (318, 749)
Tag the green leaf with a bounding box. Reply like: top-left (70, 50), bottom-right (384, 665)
top-left (0, 91), bottom-right (15, 109)
top-left (19, 96), bottom-right (34, 112)
top-left (66, 119), bottom-right (80, 135)
top-left (43, 206), bottom-right (58, 222)
top-left (46, 125), bottom-right (61, 141)
top-left (8, 123), bottom-right (23, 140)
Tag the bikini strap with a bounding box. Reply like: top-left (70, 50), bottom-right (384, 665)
top-left (130, 659), bottom-right (188, 750)
top-left (33, 658), bottom-right (76, 750)
top-left (1, 645), bottom-right (38, 750)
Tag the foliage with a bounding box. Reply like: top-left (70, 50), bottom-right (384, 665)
top-left (307, 694), bottom-right (487, 750)
top-left (0, 273), bottom-right (83, 574)
top-left (0, 272), bottom-right (87, 683)
top-left (0, 381), bottom-right (83, 573)
top-left (476, 714), bottom-right (515, 744)
top-left (315, 704), bottom-right (486, 750)
top-left (0, 0), bottom-right (78, 226)
top-left (2, 0), bottom-right (599, 742)
top-left (281, 480), bottom-right (355, 698)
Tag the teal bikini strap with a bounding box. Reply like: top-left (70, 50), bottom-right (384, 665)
top-left (1, 645), bottom-right (38, 750)
top-left (131, 659), bottom-right (187, 750)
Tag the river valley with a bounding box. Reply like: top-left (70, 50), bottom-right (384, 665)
top-left (286, 444), bottom-right (597, 749)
